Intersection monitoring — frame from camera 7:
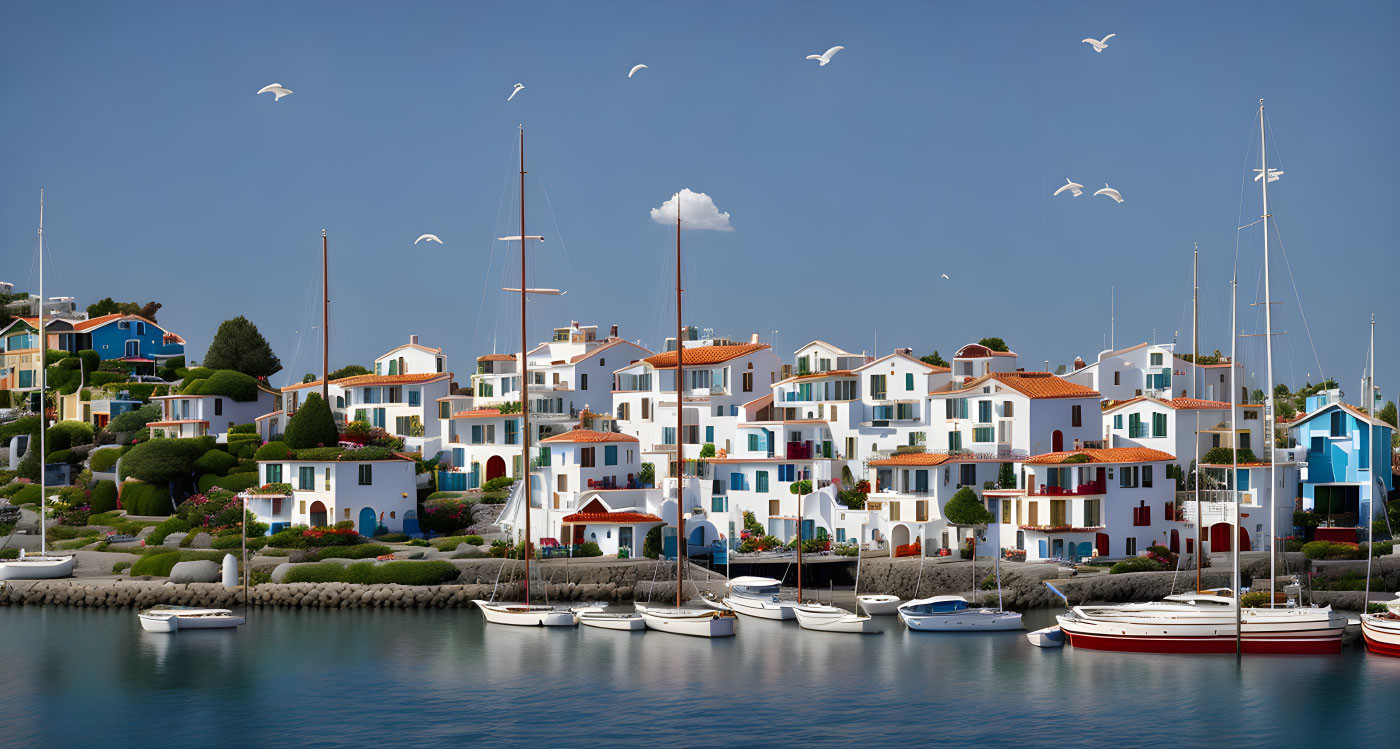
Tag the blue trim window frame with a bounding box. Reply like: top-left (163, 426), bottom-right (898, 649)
top-left (298, 466), bottom-right (315, 490)
top-left (705, 426), bottom-right (714, 443)
top-left (265, 464), bottom-right (282, 484)
top-left (408, 389), bottom-right (421, 407)
top-left (756, 471), bottom-right (769, 492)
top-left (778, 464), bottom-right (796, 482)
top-left (730, 472), bottom-right (745, 491)
top-left (604, 445), bottom-right (618, 466)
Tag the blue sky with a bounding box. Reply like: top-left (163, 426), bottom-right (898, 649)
top-left (3, 1), bottom-right (1397, 402)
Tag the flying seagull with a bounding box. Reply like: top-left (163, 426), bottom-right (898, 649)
top-left (508, 83), bottom-right (524, 101)
top-left (1094, 183), bottom-right (1124, 203)
top-left (414, 234), bottom-right (443, 245)
top-left (805, 45), bottom-right (845, 66)
top-left (1053, 179), bottom-right (1084, 197)
top-left (256, 83), bottom-right (293, 101)
top-left (1082, 34), bottom-right (1115, 53)
top-left (1253, 168), bottom-right (1283, 183)
top-left (940, 273), bottom-right (950, 280)
top-left (628, 64), bottom-right (648, 78)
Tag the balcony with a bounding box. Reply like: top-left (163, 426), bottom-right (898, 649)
top-left (1028, 480), bottom-right (1106, 497)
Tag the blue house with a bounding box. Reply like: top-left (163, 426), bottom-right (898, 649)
top-left (1289, 390), bottom-right (1393, 531)
top-left (56, 313), bottom-right (186, 364)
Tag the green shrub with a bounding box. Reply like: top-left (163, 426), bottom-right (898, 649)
top-left (194, 449), bottom-right (238, 476)
top-left (227, 462), bottom-right (259, 475)
top-left (196, 472), bottom-right (259, 494)
top-left (342, 560), bottom-right (460, 585)
top-left (229, 423), bottom-right (257, 434)
top-left (89, 480), bottom-right (119, 514)
top-left (131, 551), bottom-right (183, 576)
top-left (121, 481), bottom-right (174, 516)
top-left (375, 532), bottom-right (410, 543)
top-left (266, 525), bottom-right (310, 549)
top-left (406, 538), bottom-right (429, 547)
top-left (0, 548), bottom-right (19, 560)
top-left (180, 370), bottom-right (261, 402)
top-left (118, 437), bottom-right (209, 483)
top-left (230, 441), bottom-right (257, 459)
top-left (317, 543), bottom-right (392, 560)
top-left (108, 403), bottom-right (161, 433)
top-left (284, 393), bottom-right (340, 449)
top-left (425, 491), bottom-right (465, 501)
top-left (1240, 591), bottom-right (1272, 608)
top-left (46, 449), bottom-right (73, 464)
top-left (146, 516), bottom-right (191, 545)
top-left (293, 447), bottom-right (343, 460)
top-left (90, 448), bottom-right (123, 473)
top-left (431, 535), bottom-right (486, 552)
top-left (12, 484), bottom-right (41, 505)
top-left (1301, 540), bottom-right (1363, 560)
top-left (47, 420), bottom-right (95, 451)
top-left (338, 446), bottom-right (393, 461)
top-left (282, 562), bottom-right (349, 583)
top-left (261, 547), bottom-right (290, 557)
top-left (254, 441), bottom-right (292, 461)
top-left (578, 541), bottom-right (603, 557)
top-left (181, 366), bottom-right (216, 382)
top-left (1202, 446), bottom-right (1258, 465)
top-left (112, 561), bottom-right (131, 574)
top-left (643, 525), bottom-right (663, 559)
top-left (482, 476), bottom-right (516, 493)
top-left (1109, 556), bottom-right (1168, 574)
top-left (0, 415), bottom-right (40, 443)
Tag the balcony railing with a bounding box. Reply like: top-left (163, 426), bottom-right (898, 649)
top-left (1028, 480), bottom-right (1106, 497)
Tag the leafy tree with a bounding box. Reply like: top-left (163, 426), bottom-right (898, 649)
top-left (283, 392), bottom-right (339, 449)
top-left (109, 403), bottom-right (161, 433)
top-left (742, 511), bottom-right (765, 536)
top-left (642, 525), bottom-right (664, 559)
top-left (1378, 400), bottom-right (1397, 429)
top-left (997, 462), bottom-right (1016, 490)
top-left (203, 316), bottom-right (282, 378)
top-left (788, 479), bottom-right (812, 495)
top-left (329, 364), bottom-right (371, 381)
top-left (920, 350), bottom-right (949, 368)
top-left (302, 373), bottom-right (316, 384)
top-left (137, 302), bottom-right (161, 323)
top-left (1274, 383), bottom-right (1292, 398)
top-left (1202, 446), bottom-right (1258, 465)
top-left (976, 337), bottom-right (1009, 352)
top-left (698, 442), bottom-right (716, 458)
top-left (944, 487), bottom-right (993, 527)
top-left (86, 297), bottom-right (140, 318)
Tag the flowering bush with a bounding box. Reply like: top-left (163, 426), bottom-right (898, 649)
top-left (302, 526), bottom-right (361, 547)
top-left (421, 500), bottom-right (474, 535)
top-left (255, 482), bottom-right (294, 495)
top-left (1144, 544), bottom-right (1177, 569)
top-left (172, 487), bottom-right (268, 537)
top-left (49, 486), bottom-right (92, 527)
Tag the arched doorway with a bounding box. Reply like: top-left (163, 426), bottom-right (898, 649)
top-left (309, 501), bottom-right (328, 528)
top-left (1052, 430), bottom-right (1064, 452)
top-left (359, 507), bottom-right (377, 537)
top-left (891, 524), bottom-right (910, 549)
top-left (486, 455), bottom-right (507, 481)
top-left (1209, 522), bottom-right (1251, 552)
top-left (403, 510), bottom-right (419, 537)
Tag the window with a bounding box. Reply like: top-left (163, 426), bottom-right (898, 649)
top-left (973, 427), bottom-right (994, 443)
top-left (265, 464), bottom-right (282, 484)
top-left (1114, 371), bottom-right (1121, 386)
top-left (579, 448), bottom-right (595, 468)
top-left (1132, 501), bottom-right (1150, 526)
top-left (959, 464), bottom-right (976, 487)
top-left (1050, 499), bottom-right (1067, 526)
top-left (1330, 411), bottom-right (1345, 437)
top-left (298, 466), bottom-right (314, 491)
top-left (604, 445), bottom-right (617, 465)
top-left (683, 425), bottom-right (700, 444)
top-left (1002, 401), bottom-right (1014, 418)
top-left (756, 471), bottom-right (769, 492)
top-left (1083, 499), bottom-right (1101, 527)
top-left (1243, 410), bottom-right (1258, 421)
top-left (504, 419), bottom-right (519, 445)
top-left (641, 398), bottom-right (651, 420)
top-left (1142, 465), bottom-right (1153, 488)
top-left (747, 433), bottom-right (761, 452)
top-left (214, 398), bottom-right (223, 416)
top-left (731, 472), bottom-right (745, 491)
top-left (914, 470), bottom-right (929, 493)
top-left (662, 427), bottom-right (675, 445)
top-left (769, 499), bottom-right (781, 516)
top-left (778, 464), bottom-right (796, 482)
top-left (1152, 413), bottom-right (1167, 438)
top-left (1126, 537), bottom-right (1137, 555)
top-left (1119, 466), bottom-right (1139, 488)
top-left (471, 425), bottom-right (483, 444)
top-left (439, 401), bottom-right (450, 419)
top-left (1150, 353), bottom-right (1163, 367)
top-left (1114, 414), bottom-right (1123, 429)
top-left (558, 474), bottom-right (568, 492)
top-left (869, 375), bottom-right (887, 400)
top-left (977, 400), bottom-right (992, 423)
top-left (948, 431), bottom-right (962, 452)
top-left (408, 389), bottom-right (420, 407)
top-left (1071, 405), bottom-right (1082, 427)
top-left (905, 372), bottom-right (914, 391)
top-left (742, 372), bottom-right (753, 392)
top-left (324, 467), bottom-right (331, 491)
top-left (712, 495), bottom-right (727, 512)
top-left (358, 464), bottom-right (373, 485)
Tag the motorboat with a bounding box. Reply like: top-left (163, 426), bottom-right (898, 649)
top-left (1359, 595), bottom-right (1400, 657)
top-left (473, 600), bottom-right (577, 627)
top-left (898, 596), bottom-right (1024, 631)
top-left (1056, 592), bottom-right (1346, 654)
top-left (721, 576), bottom-right (796, 620)
top-left (0, 551), bottom-right (75, 581)
top-left (635, 604), bottom-right (737, 637)
top-left (573, 605), bottom-right (645, 631)
top-left (792, 603), bottom-right (881, 634)
top-left (138, 606), bottom-right (245, 632)
top-left (1026, 626), bottom-right (1065, 648)
top-left (856, 594), bottom-right (902, 616)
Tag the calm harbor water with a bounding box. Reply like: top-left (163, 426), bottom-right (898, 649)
top-left (2, 606), bottom-right (1398, 748)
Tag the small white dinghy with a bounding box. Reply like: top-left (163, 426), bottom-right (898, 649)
top-left (635, 604), bottom-right (737, 637)
top-left (573, 605), bottom-right (645, 631)
top-left (792, 603), bottom-right (881, 634)
top-left (1026, 626), bottom-right (1065, 648)
top-left (138, 606), bottom-right (245, 633)
top-left (898, 596), bottom-right (1024, 632)
top-left (0, 551), bottom-right (75, 581)
top-left (473, 600), bottom-right (577, 627)
top-left (722, 576), bottom-right (796, 620)
top-left (856, 594), bottom-right (902, 616)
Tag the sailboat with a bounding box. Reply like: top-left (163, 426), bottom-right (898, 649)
top-left (0, 191), bottom-right (75, 582)
top-left (794, 519), bottom-right (881, 633)
top-left (471, 127), bottom-right (576, 628)
top-left (1057, 101), bottom-right (1346, 655)
top-left (1359, 318), bottom-right (1400, 656)
top-left (897, 519), bottom-right (1021, 631)
top-left (635, 194), bottom-right (736, 638)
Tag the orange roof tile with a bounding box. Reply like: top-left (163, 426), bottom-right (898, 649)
top-left (643, 343), bottom-right (769, 369)
top-left (335, 372), bottom-right (452, 387)
top-left (942, 372), bottom-right (1100, 400)
top-left (72, 313), bottom-right (163, 332)
top-left (868, 452), bottom-right (955, 467)
top-left (954, 343), bottom-right (1019, 359)
top-left (477, 354), bottom-right (516, 362)
top-left (541, 429), bottom-right (639, 444)
top-left (561, 511), bottom-right (662, 524)
top-left (1167, 398), bottom-right (1232, 410)
top-left (1026, 447), bottom-right (1176, 464)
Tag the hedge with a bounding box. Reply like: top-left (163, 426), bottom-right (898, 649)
top-left (193, 449), bottom-right (239, 476)
top-left (89, 480), bottom-right (118, 514)
top-left (131, 551), bottom-right (183, 577)
top-left (316, 543), bottom-right (392, 560)
top-left (46, 450), bottom-right (74, 465)
top-left (197, 472), bottom-right (259, 494)
top-left (0, 415), bottom-right (39, 443)
top-left (109, 403), bottom-right (161, 433)
top-left (281, 562), bottom-right (346, 583)
top-left (1301, 540), bottom-right (1364, 560)
top-left (147, 516), bottom-right (191, 545)
top-left (432, 535), bottom-right (487, 551)
top-left (180, 369), bottom-right (261, 402)
top-left (281, 560), bottom-right (460, 585)
top-left (119, 437), bottom-right (214, 483)
top-left (229, 423), bottom-right (257, 435)
top-left (228, 462), bottom-right (259, 475)
top-left (12, 484), bottom-right (41, 505)
top-left (230, 441), bottom-right (258, 459)
top-left (180, 367), bottom-right (216, 382)
top-left (255, 441), bottom-right (292, 461)
top-left (47, 420), bottom-right (95, 451)
top-left (1109, 556), bottom-right (1168, 574)
top-left (90, 447), bottom-right (123, 473)
top-left (120, 481), bottom-right (175, 516)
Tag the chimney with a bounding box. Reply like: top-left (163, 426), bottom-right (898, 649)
top-left (410, 335), bottom-right (419, 345)
top-left (610, 324), bottom-right (618, 338)
top-left (1073, 356), bottom-right (1085, 371)
top-left (750, 333), bottom-right (760, 344)
top-left (572, 320), bottom-right (580, 330)
top-left (896, 347), bottom-right (913, 357)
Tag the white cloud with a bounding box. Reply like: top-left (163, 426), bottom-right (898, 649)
top-left (649, 188), bottom-right (733, 231)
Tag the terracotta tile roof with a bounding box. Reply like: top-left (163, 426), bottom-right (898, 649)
top-left (282, 379), bottom-right (332, 391)
top-left (383, 342), bottom-right (443, 355)
top-left (540, 429), bottom-right (639, 444)
top-left (1026, 447), bottom-right (1176, 464)
top-left (477, 354), bottom-right (516, 362)
top-left (854, 352), bottom-right (946, 373)
top-left (1167, 398), bottom-right (1232, 410)
top-left (954, 343), bottom-right (1019, 359)
top-left (567, 338), bottom-right (652, 364)
top-left (943, 372), bottom-right (1100, 400)
top-left (643, 343), bottom-right (769, 369)
top-left (869, 452), bottom-right (955, 467)
top-left (335, 372), bottom-right (452, 387)
top-left (561, 511), bottom-right (663, 524)
top-left (72, 313), bottom-right (163, 332)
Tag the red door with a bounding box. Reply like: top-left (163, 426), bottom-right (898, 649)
top-left (1209, 522), bottom-right (1233, 552)
top-left (1169, 529), bottom-right (1180, 554)
top-left (486, 455), bottom-right (506, 481)
top-left (1095, 532), bottom-right (1109, 556)
top-left (1052, 430), bottom-right (1064, 452)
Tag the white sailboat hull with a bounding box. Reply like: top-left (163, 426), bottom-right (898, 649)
top-left (139, 613), bottom-right (179, 633)
top-left (856, 594), bottom-right (902, 616)
top-left (0, 555), bottom-right (75, 581)
top-left (473, 600), bottom-right (577, 627)
top-left (793, 604), bottom-right (881, 634)
top-left (138, 606), bottom-right (244, 632)
top-left (723, 595), bottom-right (796, 620)
top-left (900, 608), bottom-right (1024, 631)
top-left (1361, 614), bottom-right (1400, 657)
top-left (574, 608), bottom-right (646, 631)
top-left (1057, 599), bottom-right (1346, 654)
top-left (635, 605), bottom-right (737, 637)
top-left (1026, 626), bottom-right (1065, 648)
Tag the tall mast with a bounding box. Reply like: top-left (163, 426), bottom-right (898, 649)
top-left (37, 190), bottom-right (46, 556)
top-left (675, 199), bottom-right (684, 608)
top-left (1259, 99), bottom-right (1279, 608)
top-left (1193, 243), bottom-right (1201, 592)
top-left (322, 229), bottom-right (329, 407)
top-left (1365, 314), bottom-right (1375, 609)
top-left (1230, 272), bottom-right (1241, 655)
top-left (519, 125), bottom-right (532, 604)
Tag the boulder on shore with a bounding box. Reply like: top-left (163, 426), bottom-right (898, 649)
top-left (169, 560), bottom-right (220, 584)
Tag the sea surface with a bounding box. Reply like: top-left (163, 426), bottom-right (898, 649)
top-left (1, 605), bottom-right (1398, 748)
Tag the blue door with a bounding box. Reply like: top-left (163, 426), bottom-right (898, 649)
top-left (1038, 539), bottom-right (1047, 558)
top-left (662, 527), bottom-right (677, 559)
top-left (1052, 539), bottom-right (1064, 559)
top-left (403, 510), bottom-right (420, 538)
top-left (359, 507), bottom-right (377, 537)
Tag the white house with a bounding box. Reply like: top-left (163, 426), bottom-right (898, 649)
top-left (148, 385), bottom-right (280, 440)
top-left (522, 321), bottom-right (652, 417)
top-left (926, 371), bottom-right (1103, 458)
top-left (1064, 341), bottom-right (1248, 404)
top-left (866, 451), bottom-right (1008, 555)
top-left (248, 452), bottom-right (418, 536)
top-left (949, 342), bottom-right (1021, 380)
top-left (258, 378), bottom-right (347, 442)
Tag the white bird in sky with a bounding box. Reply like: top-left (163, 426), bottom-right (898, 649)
top-left (256, 83), bottom-right (293, 101)
top-left (508, 83), bottom-right (524, 101)
top-left (805, 45), bottom-right (845, 66)
top-left (1253, 168), bottom-right (1284, 183)
top-left (628, 64), bottom-right (648, 78)
top-left (940, 273), bottom-right (950, 280)
top-left (1082, 34), bottom-right (1116, 53)
top-left (1053, 178), bottom-right (1085, 197)
top-left (1094, 184), bottom-right (1124, 203)
top-left (414, 234), bottom-right (443, 245)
